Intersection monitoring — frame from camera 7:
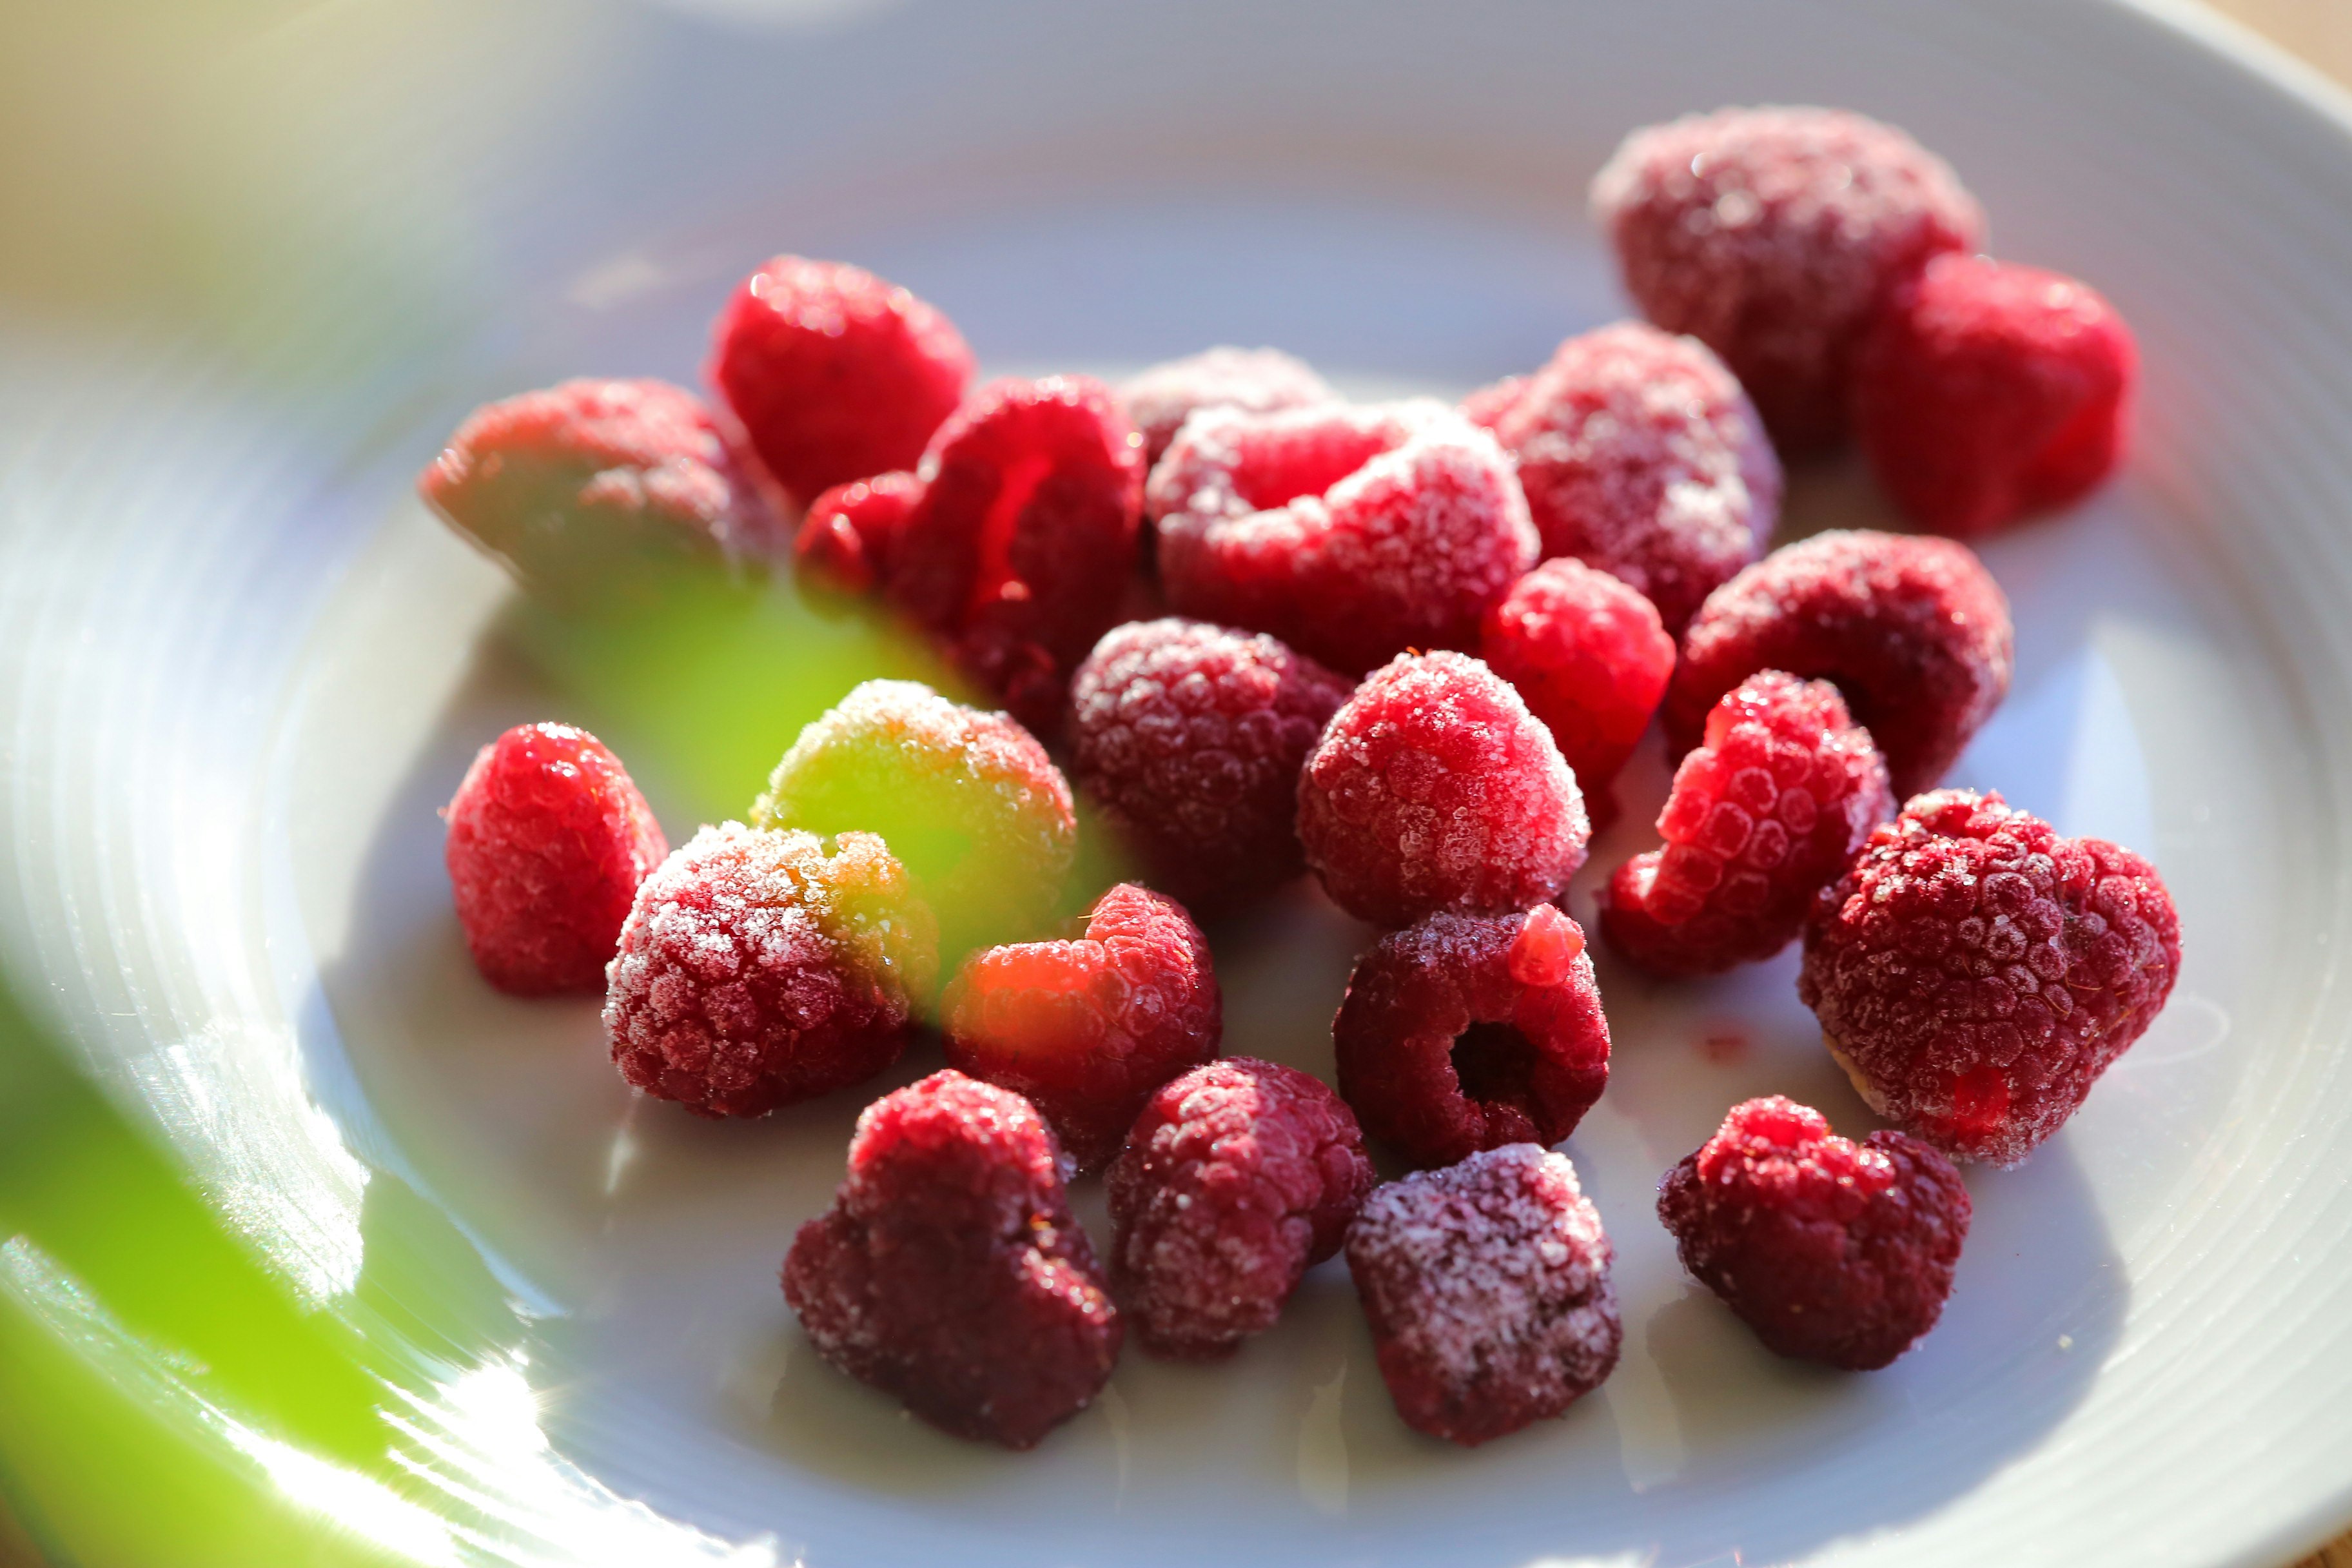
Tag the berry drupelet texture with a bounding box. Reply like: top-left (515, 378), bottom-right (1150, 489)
top-left (1121, 346), bottom-right (1334, 466)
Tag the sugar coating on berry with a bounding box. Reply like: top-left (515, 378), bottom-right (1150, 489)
top-left (1856, 253), bottom-right (2138, 538)
top-left (1346, 1144), bottom-right (1620, 1446)
top-left (1068, 618), bottom-right (1353, 914)
top-left (1591, 106), bottom-right (1984, 451)
top-left (1150, 400), bottom-right (1538, 675)
top-left (945, 883), bottom-right (1222, 1171)
top-left (1298, 651), bottom-right (1588, 927)
top-left (782, 1070), bottom-right (1120, 1449)
top-left (1121, 346), bottom-right (1334, 466)
top-left (1333, 905), bottom-right (1610, 1170)
top-left (444, 723), bottom-right (668, 995)
top-left (1800, 790), bottom-right (2182, 1166)
top-left (794, 470), bottom-right (921, 596)
top-left (707, 255), bottom-right (973, 503)
top-left (753, 680), bottom-right (1076, 968)
top-left (1601, 671), bottom-right (1893, 977)
top-left (1470, 322), bottom-right (1779, 634)
top-left (1669, 529), bottom-right (2013, 800)
top-left (1106, 1057), bottom-right (1373, 1358)
top-left (605, 824), bottom-right (937, 1117)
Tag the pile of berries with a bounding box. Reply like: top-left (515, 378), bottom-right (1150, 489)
top-left (425, 104), bottom-right (2177, 1453)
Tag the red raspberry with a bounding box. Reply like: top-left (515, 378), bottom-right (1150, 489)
top-left (604, 824), bottom-right (937, 1117)
top-left (1333, 904), bottom-right (1609, 1170)
top-left (944, 883), bottom-right (1222, 1171)
top-left (1467, 322), bottom-right (1779, 633)
top-left (1800, 790), bottom-right (2182, 1166)
top-left (1458, 374), bottom-right (1529, 431)
top-left (1121, 346), bottom-right (1334, 466)
top-left (1067, 618), bottom-right (1353, 914)
top-left (1106, 1058), bottom-right (1373, 1358)
top-left (1600, 671), bottom-right (1893, 977)
top-left (443, 723), bottom-right (668, 995)
top-left (418, 378), bottom-right (786, 600)
top-left (1150, 400), bottom-right (1538, 676)
top-left (1298, 651), bottom-right (1588, 928)
top-left (792, 470), bottom-right (921, 596)
top-left (1854, 254), bottom-right (2138, 538)
top-left (1591, 106), bottom-right (1984, 452)
top-left (1658, 1097), bottom-right (1971, 1369)
top-left (1667, 529), bottom-right (2013, 800)
top-left (753, 680), bottom-right (1076, 968)
top-left (1345, 1144), bottom-right (1620, 1446)
top-left (782, 1070), bottom-right (1121, 1449)
top-left (707, 255), bottom-right (973, 504)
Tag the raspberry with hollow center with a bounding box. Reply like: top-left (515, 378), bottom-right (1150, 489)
top-left (1346, 1144), bottom-right (1621, 1446)
top-left (1659, 1097), bottom-right (1971, 1369)
top-left (1799, 790), bottom-right (2182, 1166)
top-left (604, 824), bottom-right (937, 1118)
top-left (1121, 346), bottom-right (1334, 466)
top-left (783, 1070), bottom-right (1121, 1449)
top-left (1600, 671), bottom-right (1894, 977)
top-left (944, 883), bottom-right (1222, 1171)
top-left (1106, 1057), bottom-right (1373, 1359)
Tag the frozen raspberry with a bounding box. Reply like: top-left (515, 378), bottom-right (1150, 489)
top-left (1601, 671), bottom-right (1893, 977)
top-left (1591, 106), bottom-right (1984, 452)
top-left (1667, 530), bottom-right (2012, 800)
top-left (604, 824), bottom-right (937, 1117)
top-left (1150, 400), bottom-right (1538, 675)
top-left (753, 680), bottom-right (1076, 968)
top-left (1457, 374), bottom-right (1529, 431)
top-left (707, 256), bottom-right (973, 504)
top-left (1854, 254), bottom-right (2138, 538)
top-left (1659, 1097), bottom-right (1971, 1369)
top-left (944, 883), bottom-right (1222, 1171)
top-left (1106, 1058), bottom-right (1374, 1358)
top-left (792, 469), bottom-right (921, 596)
top-left (1467, 322), bottom-right (1779, 633)
top-left (1067, 618), bottom-right (1352, 914)
top-left (443, 723), bottom-right (668, 995)
top-left (418, 378), bottom-right (786, 600)
top-left (1333, 905), bottom-right (1609, 1170)
top-left (1800, 790), bottom-right (2182, 1166)
top-left (1298, 651), bottom-right (1588, 927)
top-left (783, 1070), bottom-right (1120, 1448)
top-left (1346, 1144), bottom-right (1620, 1446)
top-left (1121, 346), bottom-right (1335, 465)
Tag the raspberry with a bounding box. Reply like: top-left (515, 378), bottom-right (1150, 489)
top-left (792, 469), bottom-right (921, 596)
top-left (604, 824), bottom-right (937, 1118)
top-left (782, 1071), bottom-right (1120, 1448)
top-left (1298, 651), bottom-right (1589, 927)
top-left (1667, 529), bottom-right (2013, 801)
top-left (1332, 905), bottom-right (1609, 1170)
top-left (1106, 1058), bottom-right (1374, 1358)
top-left (1067, 618), bottom-right (1353, 914)
top-left (1600, 671), bottom-right (1893, 977)
top-left (1854, 254), bottom-right (2138, 538)
top-left (418, 378), bottom-right (786, 600)
top-left (1467, 322), bottom-right (1779, 633)
top-left (1150, 400), bottom-right (1538, 676)
top-left (1659, 1097), bottom-right (1970, 1369)
top-left (752, 680), bottom-right (1076, 968)
top-left (1799, 790), bottom-right (2182, 1166)
top-left (1345, 1144), bottom-right (1620, 1446)
top-left (442, 723), bottom-right (668, 995)
top-left (1121, 346), bottom-right (1334, 466)
top-left (707, 255), bottom-right (973, 504)
top-left (944, 883), bottom-right (1222, 1171)
top-left (1591, 106), bottom-right (1984, 452)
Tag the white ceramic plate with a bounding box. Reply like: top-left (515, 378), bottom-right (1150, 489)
top-left (7, 1), bottom-right (2352, 1563)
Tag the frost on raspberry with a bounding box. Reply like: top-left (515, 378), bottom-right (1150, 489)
top-left (1600, 671), bottom-right (1893, 977)
top-left (1107, 1057), bottom-right (1373, 1359)
top-left (1667, 529), bottom-right (2013, 800)
top-left (444, 722), bottom-right (668, 995)
top-left (1346, 1144), bottom-right (1620, 1446)
top-left (944, 883), bottom-right (1222, 1171)
top-left (1799, 790), bottom-right (2182, 1166)
top-left (782, 1070), bottom-right (1121, 1449)
top-left (1659, 1097), bottom-right (1971, 1369)
top-left (1150, 400), bottom-right (1538, 676)
top-left (1298, 651), bottom-right (1588, 928)
top-left (1121, 346), bottom-right (1334, 466)
top-left (603, 824), bottom-right (937, 1117)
